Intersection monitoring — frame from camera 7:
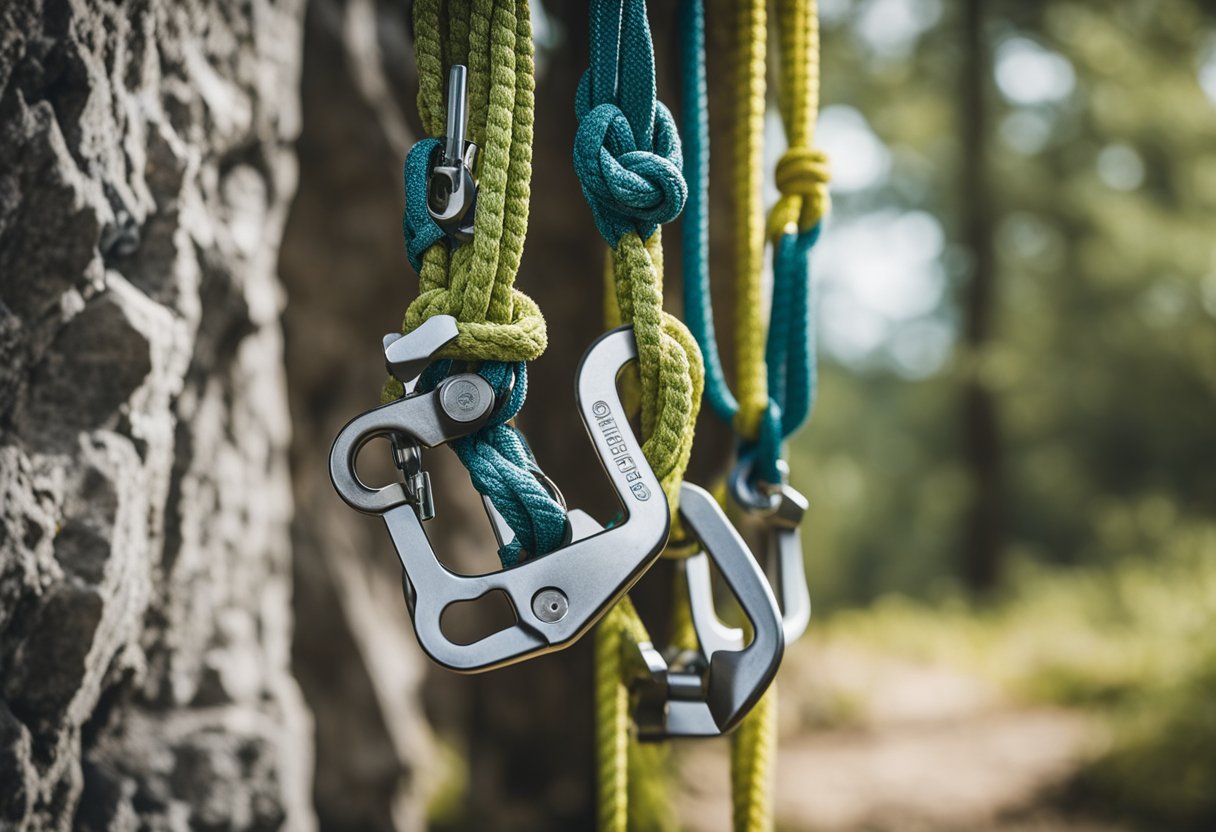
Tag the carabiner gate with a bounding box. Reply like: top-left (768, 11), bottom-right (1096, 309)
top-left (330, 320), bottom-right (671, 673)
top-left (687, 458), bottom-right (811, 650)
top-left (629, 482), bottom-right (784, 740)
top-left (426, 65), bottom-right (478, 241)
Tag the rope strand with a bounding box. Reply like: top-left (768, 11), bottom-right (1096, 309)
top-left (576, 2), bottom-right (703, 827)
top-left (678, 0), bottom-right (830, 829)
top-left (393, 0), bottom-right (564, 566)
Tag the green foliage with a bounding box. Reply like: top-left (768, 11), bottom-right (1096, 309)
top-left (773, 2), bottom-right (1216, 827)
top-left (797, 0), bottom-right (1216, 608)
top-left (1072, 656), bottom-right (1216, 832)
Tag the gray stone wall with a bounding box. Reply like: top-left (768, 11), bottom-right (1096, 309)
top-left (0, 1), bottom-right (313, 829)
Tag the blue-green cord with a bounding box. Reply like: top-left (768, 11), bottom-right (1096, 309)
top-left (678, 0), bottom-right (736, 424)
top-left (403, 139), bottom-right (445, 272)
top-left (404, 137), bottom-right (567, 566)
top-left (418, 361), bottom-right (567, 567)
top-left (677, 0), bottom-right (822, 487)
top-left (574, 0), bottom-right (687, 245)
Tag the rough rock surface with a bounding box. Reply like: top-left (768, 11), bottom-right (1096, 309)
top-left (0, 1), bottom-right (313, 829)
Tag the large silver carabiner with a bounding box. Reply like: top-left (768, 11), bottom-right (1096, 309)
top-left (629, 482), bottom-right (784, 740)
top-left (329, 320), bottom-right (671, 673)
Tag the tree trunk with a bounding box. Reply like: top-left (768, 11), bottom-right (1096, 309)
top-left (280, 1), bottom-right (435, 829)
top-left (959, 0), bottom-right (1004, 593)
top-left (0, 1), bottom-right (314, 829)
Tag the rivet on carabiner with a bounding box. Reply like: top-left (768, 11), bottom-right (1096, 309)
top-left (426, 65), bottom-right (478, 241)
top-left (629, 482), bottom-right (785, 740)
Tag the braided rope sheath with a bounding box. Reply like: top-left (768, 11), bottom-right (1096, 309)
top-left (731, 685), bottom-right (778, 832)
top-left (731, 0), bottom-right (769, 442)
top-left (676, 0), bottom-right (828, 827)
top-left (753, 0), bottom-right (830, 484)
top-left (574, 3), bottom-right (704, 826)
top-left (594, 235), bottom-right (700, 832)
top-left (734, 2), bottom-right (830, 828)
top-left (403, 0), bottom-right (547, 362)
top-left (595, 605), bottom-right (632, 832)
top-left (390, 0), bottom-right (566, 566)
top-left (767, 0), bottom-right (830, 239)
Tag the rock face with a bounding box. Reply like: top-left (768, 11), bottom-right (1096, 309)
top-left (0, 1), bottom-right (313, 829)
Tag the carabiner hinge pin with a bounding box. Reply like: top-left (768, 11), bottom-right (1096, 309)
top-left (409, 470), bottom-right (435, 521)
top-left (427, 64), bottom-right (478, 241)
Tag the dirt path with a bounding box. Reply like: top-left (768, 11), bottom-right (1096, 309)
top-left (672, 640), bottom-right (1119, 832)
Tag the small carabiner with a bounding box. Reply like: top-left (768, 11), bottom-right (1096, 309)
top-left (426, 65), bottom-right (478, 241)
top-left (329, 321), bottom-right (671, 673)
top-left (630, 482), bottom-right (784, 740)
top-left (687, 457), bottom-right (812, 649)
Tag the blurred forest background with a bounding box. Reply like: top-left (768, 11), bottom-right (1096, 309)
top-left (784, 0), bottom-right (1216, 829)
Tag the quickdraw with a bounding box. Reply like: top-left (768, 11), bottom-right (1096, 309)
top-left (676, 1), bottom-right (830, 828)
top-left (572, 0), bottom-right (797, 830)
top-left (330, 0), bottom-right (670, 673)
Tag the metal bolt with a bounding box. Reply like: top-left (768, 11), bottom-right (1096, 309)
top-left (441, 377), bottom-right (485, 422)
top-left (531, 588), bottom-right (569, 623)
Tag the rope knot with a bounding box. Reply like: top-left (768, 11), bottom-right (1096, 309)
top-left (774, 147), bottom-right (830, 195)
top-left (768, 147), bottom-right (831, 237)
top-left (574, 75), bottom-right (688, 245)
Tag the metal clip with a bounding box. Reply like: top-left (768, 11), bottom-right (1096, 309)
top-left (630, 482), bottom-right (784, 740)
top-left (329, 322), bottom-right (671, 673)
top-left (689, 458), bottom-right (811, 649)
top-left (330, 316), bottom-right (496, 515)
top-left (426, 65), bottom-right (478, 241)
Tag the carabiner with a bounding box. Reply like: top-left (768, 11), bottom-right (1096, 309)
top-left (330, 321), bottom-right (671, 673)
top-left (686, 458), bottom-right (811, 650)
top-left (630, 482), bottom-right (784, 740)
top-left (426, 65), bottom-right (478, 241)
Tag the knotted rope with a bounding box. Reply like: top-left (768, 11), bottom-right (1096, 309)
top-left (416, 360), bottom-right (566, 565)
top-left (573, 1), bottom-right (703, 829)
top-left (679, 0), bottom-right (830, 829)
top-left (389, 0), bottom-right (565, 566)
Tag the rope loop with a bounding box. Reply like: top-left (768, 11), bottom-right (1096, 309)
top-left (403, 139), bottom-right (447, 271)
top-left (404, 285), bottom-right (547, 361)
top-left (392, 0), bottom-right (565, 569)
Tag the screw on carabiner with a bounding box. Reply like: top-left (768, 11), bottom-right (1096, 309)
top-left (426, 65), bottom-right (479, 241)
top-left (696, 458), bottom-right (812, 647)
top-left (330, 324), bottom-right (673, 673)
top-left (629, 482), bottom-right (785, 740)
